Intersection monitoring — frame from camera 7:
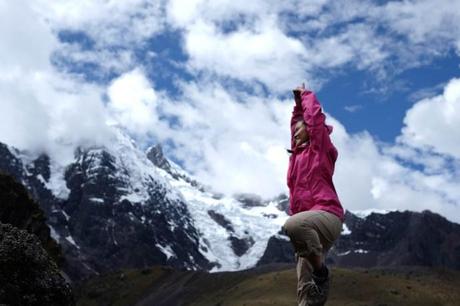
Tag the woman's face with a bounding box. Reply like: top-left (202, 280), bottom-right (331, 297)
top-left (294, 120), bottom-right (309, 146)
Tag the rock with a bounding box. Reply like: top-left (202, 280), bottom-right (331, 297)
top-left (0, 223), bottom-right (74, 305)
top-left (256, 235), bottom-right (295, 266)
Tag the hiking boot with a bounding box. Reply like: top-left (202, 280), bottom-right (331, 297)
top-left (305, 266), bottom-right (330, 306)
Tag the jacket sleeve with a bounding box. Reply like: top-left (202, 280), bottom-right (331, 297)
top-left (299, 91), bottom-right (329, 150)
top-left (290, 97), bottom-right (304, 150)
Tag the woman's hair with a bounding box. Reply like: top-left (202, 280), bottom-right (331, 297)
top-left (286, 119), bottom-right (305, 154)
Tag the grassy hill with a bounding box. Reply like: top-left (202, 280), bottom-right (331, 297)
top-left (75, 263), bottom-right (460, 306)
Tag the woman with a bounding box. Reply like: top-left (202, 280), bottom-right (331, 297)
top-left (282, 84), bottom-right (345, 306)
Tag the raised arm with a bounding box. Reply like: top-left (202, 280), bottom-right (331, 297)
top-left (299, 90), bottom-right (325, 128)
top-left (297, 88), bottom-right (333, 151)
top-left (290, 96), bottom-right (304, 151)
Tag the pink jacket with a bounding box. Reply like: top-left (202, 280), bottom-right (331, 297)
top-left (286, 90), bottom-right (345, 222)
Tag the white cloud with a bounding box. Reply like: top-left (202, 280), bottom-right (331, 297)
top-left (30, 0), bottom-right (166, 78)
top-left (0, 1), bottom-right (56, 73)
top-left (183, 18), bottom-right (311, 92)
top-left (0, 70), bottom-right (114, 164)
top-left (158, 80), bottom-right (292, 196)
top-left (331, 78), bottom-right (460, 223)
top-left (332, 116), bottom-right (460, 223)
top-left (107, 68), bottom-right (162, 135)
top-left (399, 78), bottom-right (460, 158)
top-left (32, 0), bottom-right (165, 47)
top-left (379, 0), bottom-right (460, 47)
top-left (344, 104), bottom-right (363, 113)
top-left (166, 0), bottom-right (460, 92)
top-left (0, 1), bottom-right (114, 164)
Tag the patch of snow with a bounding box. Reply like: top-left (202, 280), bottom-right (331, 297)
top-left (45, 160), bottom-right (71, 200)
top-left (89, 197), bottom-right (104, 203)
top-left (10, 145), bottom-right (70, 200)
top-left (156, 244), bottom-right (175, 260)
top-left (36, 174), bottom-right (47, 184)
top-left (351, 208), bottom-right (399, 219)
top-left (65, 235), bottom-right (80, 249)
top-left (128, 212), bottom-right (136, 222)
top-left (108, 128), bottom-right (184, 205)
top-left (62, 210), bottom-right (70, 221)
top-left (49, 226), bottom-right (60, 242)
top-left (354, 249), bottom-right (369, 254)
top-left (275, 233), bottom-right (290, 241)
top-left (337, 250), bottom-right (351, 256)
top-left (341, 223), bottom-right (351, 235)
top-left (169, 171), bottom-right (289, 272)
top-left (119, 193), bottom-right (146, 203)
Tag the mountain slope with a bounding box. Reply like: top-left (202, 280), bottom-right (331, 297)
top-left (75, 264), bottom-right (460, 306)
top-left (0, 129), bottom-right (290, 281)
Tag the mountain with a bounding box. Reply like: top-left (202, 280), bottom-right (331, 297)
top-left (330, 209), bottom-right (460, 269)
top-left (259, 209), bottom-right (460, 270)
top-left (1, 128), bottom-right (459, 283)
top-left (0, 129), bottom-right (289, 281)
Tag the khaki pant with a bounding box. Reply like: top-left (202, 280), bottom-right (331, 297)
top-left (282, 210), bottom-right (343, 306)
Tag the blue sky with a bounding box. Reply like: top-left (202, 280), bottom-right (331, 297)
top-left (1, 0), bottom-right (460, 223)
top-left (320, 52), bottom-right (460, 141)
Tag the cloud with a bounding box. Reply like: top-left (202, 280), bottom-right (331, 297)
top-left (158, 80), bottom-right (292, 196)
top-left (379, 0), bottom-right (460, 48)
top-left (33, 0), bottom-right (165, 47)
top-left (182, 19), bottom-right (311, 92)
top-left (344, 104), bottom-right (363, 113)
top-left (0, 1), bottom-right (113, 163)
top-left (399, 78), bottom-right (460, 158)
top-left (331, 114), bottom-right (460, 223)
top-left (332, 78), bottom-right (460, 223)
top-left (107, 68), bottom-right (162, 135)
top-left (32, 0), bottom-right (166, 80)
top-left (165, 0), bottom-right (460, 94)
top-left (0, 1), bottom-right (56, 73)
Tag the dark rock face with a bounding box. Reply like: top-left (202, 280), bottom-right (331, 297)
top-left (0, 223), bottom-right (74, 306)
top-left (258, 210), bottom-right (460, 271)
top-left (0, 143), bottom-right (24, 183)
top-left (229, 235), bottom-right (255, 257)
top-left (233, 193), bottom-right (265, 208)
top-left (61, 148), bottom-right (216, 280)
top-left (146, 144), bottom-right (174, 175)
top-left (0, 144), bottom-right (60, 217)
top-left (0, 142), bottom-right (217, 282)
top-left (274, 193), bottom-right (289, 214)
top-left (257, 234), bottom-right (294, 266)
top-left (207, 209), bottom-right (255, 257)
top-left (329, 210), bottom-right (460, 269)
top-left (208, 210), bottom-right (234, 232)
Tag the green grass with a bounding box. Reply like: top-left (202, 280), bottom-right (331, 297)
top-left (75, 266), bottom-right (168, 306)
top-left (75, 265), bottom-right (460, 306)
